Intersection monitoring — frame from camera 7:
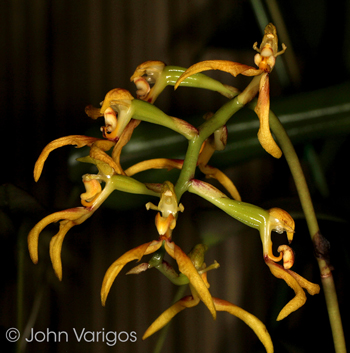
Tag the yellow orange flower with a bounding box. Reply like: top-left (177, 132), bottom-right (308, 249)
top-left (100, 235), bottom-right (216, 319)
top-left (85, 88), bottom-right (135, 142)
top-left (188, 179), bottom-right (320, 320)
top-left (174, 23), bottom-right (287, 159)
top-left (143, 244), bottom-right (274, 353)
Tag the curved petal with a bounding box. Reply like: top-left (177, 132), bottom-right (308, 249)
top-left (89, 142), bottom-right (122, 175)
top-left (174, 60), bottom-right (262, 90)
top-left (142, 295), bottom-right (199, 340)
top-left (101, 240), bottom-right (162, 306)
top-left (199, 164), bottom-right (241, 201)
top-left (111, 119), bottom-right (141, 168)
top-left (125, 158), bottom-right (183, 177)
top-left (214, 297), bottom-right (274, 353)
top-left (28, 207), bottom-right (90, 265)
top-left (33, 136), bottom-right (102, 181)
top-left (49, 220), bottom-right (75, 280)
top-left (165, 241), bottom-right (216, 319)
top-left (265, 260), bottom-right (306, 321)
top-left (254, 73), bottom-right (282, 159)
top-left (100, 88), bottom-right (134, 114)
top-left (286, 269), bottom-right (320, 295)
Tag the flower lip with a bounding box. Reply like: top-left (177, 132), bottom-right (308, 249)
top-left (133, 77), bottom-right (150, 99)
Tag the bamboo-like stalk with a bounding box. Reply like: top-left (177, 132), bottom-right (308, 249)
top-left (268, 108), bottom-right (347, 353)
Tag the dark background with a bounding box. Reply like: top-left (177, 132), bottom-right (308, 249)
top-left (1, 0), bottom-right (349, 352)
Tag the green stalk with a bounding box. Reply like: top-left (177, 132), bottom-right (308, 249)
top-left (175, 96), bottom-right (244, 200)
top-left (268, 108), bottom-right (347, 353)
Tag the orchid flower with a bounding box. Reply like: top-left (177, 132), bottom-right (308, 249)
top-left (174, 23), bottom-right (287, 159)
top-left (188, 179), bottom-right (320, 320)
top-left (130, 60), bottom-right (238, 104)
top-left (86, 87), bottom-right (198, 141)
top-left (28, 131), bottom-right (159, 280)
top-left (100, 235), bottom-right (216, 319)
top-left (101, 181), bottom-right (216, 319)
top-left (142, 244), bottom-right (274, 353)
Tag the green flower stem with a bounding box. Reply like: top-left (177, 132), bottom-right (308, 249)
top-left (132, 99), bottom-right (198, 140)
top-left (109, 174), bottom-right (159, 197)
top-left (188, 180), bottom-right (268, 230)
top-left (266, 106), bottom-right (347, 353)
top-left (175, 96), bottom-right (244, 200)
top-left (149, 246), bottom-right (190, 286)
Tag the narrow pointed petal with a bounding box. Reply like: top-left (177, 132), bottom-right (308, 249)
top-left (34, 136), bottom-right (102, 181)
top-left (265, 260), bottom-right (306, 321)
top-left (214, 297), bottom-right (274, 353)
top-left (199, 164), bottom-right (241, 201)
top-left (165, 242), bottom-right (216, 319)
top-left (49, 220), bottom-right (75, 280)
top-left (143, 295), bottom-right (199, 340)
top-left (286, 269), bottom-right (320, 295)
top-left (125, 158), bottom-right (183, 177)
top-left (28, 207), bottom-right (90, 265)
top-left (111, 119), bottom-right (141, 167)
top-left (101, 240), bottom-right (162, 306)
top-left (254, 74), bottom-right (282, 158)
top-left (174, 60), bottom-right (262, 90)
top-left (89, 142), bottom-right (122, 175)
